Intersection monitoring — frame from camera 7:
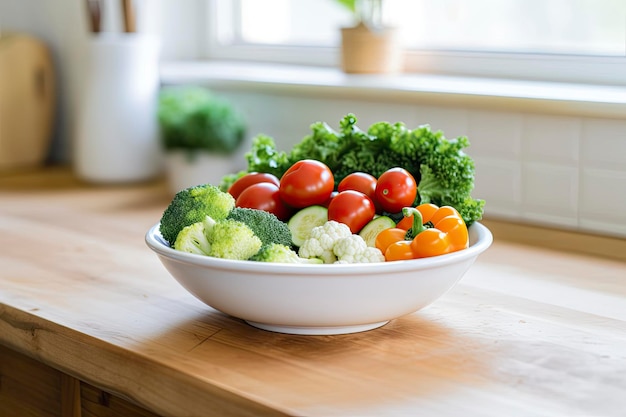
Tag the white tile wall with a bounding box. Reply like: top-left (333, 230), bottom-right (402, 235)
top-left (521, 162), bottom-right (578, 228)
top-left (519, 115), bottom-right (581, 229)
top-left (467, 110), bottom-right (524, 159)
top-left (523, 114), bottom-right (581, 165)
top-left (473, 157), bottom-right (522, 218)
top-left (579, 169), bottom-right (626, 237)
top-left (213, 89), bottom-right (626, 239)
top-left (413, 106), bottom-right (469, 139)
top-left (581, 119), bottom-right (626, 171)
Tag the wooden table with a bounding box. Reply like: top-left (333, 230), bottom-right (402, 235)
top-left (2, 167), bottom-right (626, 417)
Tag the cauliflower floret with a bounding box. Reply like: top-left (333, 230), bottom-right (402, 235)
top-left (298, 221), bottom-right (352, 264)
top-left (299, 221), bottom-right (384, 264)
top-left (333, 235), bottom-right (385, 264)
top-left (299, 238), bottom-right (332, 263)
top-left (333, 235), bottom-right (367, 263)
top-left (352, 247), bottom-right (385, 263)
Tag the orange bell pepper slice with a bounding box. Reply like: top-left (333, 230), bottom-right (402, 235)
top-left (376, 204), bottom-right (469, 261)
top-left (385, 240), bottom-right (416, 261)
top-left (402, 205), bottom-right (469, 259)
top-left (410, 228), bottom-right (451, 258)
top-left (396, 203), bottom-right (439, 230)
top-left (433, 214), bottom-right (469, 252)
top-left (375, 227), bottom-right (408, 255)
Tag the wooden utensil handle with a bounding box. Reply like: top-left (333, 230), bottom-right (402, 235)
top-left (87, 0), bottom-right (102, 33)
top-left (122, 0), bottom-right (136, 33)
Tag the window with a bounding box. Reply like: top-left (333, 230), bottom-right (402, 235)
top-left (206, 0), bottom-right (626, 85)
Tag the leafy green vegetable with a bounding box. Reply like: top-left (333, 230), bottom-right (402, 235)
top-left (229, 113), bottom-right (484, 226)
top-left (245, 134), bottom-right (290, 178)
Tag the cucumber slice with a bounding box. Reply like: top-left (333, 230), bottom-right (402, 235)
top-left (359, 216), bottom-right (396, 247)
top-left (288, 205), bottom-right (329, 247)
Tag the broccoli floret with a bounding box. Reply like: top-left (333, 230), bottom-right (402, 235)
top-left (205, 218), bottom-right (262, 260)
top-left (171, 216), bottom-right (262, 260)
top-left (173, 221), bottom-right (211, 255)
top-left (226, 207), bottom-right (293, 249)
top-left (251, 243), bottom-right (323, 264)
top-left (160, 184), bottom-right (235, 244)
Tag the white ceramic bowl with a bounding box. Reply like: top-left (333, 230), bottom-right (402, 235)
top-left (146, 222), bottom-right (492, 335)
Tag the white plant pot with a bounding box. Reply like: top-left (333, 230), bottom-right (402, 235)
top-left (165, 151), bottom-right (235, 194)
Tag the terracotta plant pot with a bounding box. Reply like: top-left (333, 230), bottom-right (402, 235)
top-left (340, 23), bottom-right (402, 74)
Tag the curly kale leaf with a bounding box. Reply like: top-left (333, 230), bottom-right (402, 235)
top-left (290, 122), bottom-right (343, 170)
top-left (245, 134), bottom-right (291, 178)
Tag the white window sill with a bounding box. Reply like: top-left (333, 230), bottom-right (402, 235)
top-left (160, 61), bottom-right (626, 119)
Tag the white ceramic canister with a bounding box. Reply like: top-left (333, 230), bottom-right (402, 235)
top-left (74, 33), bottom-right (163, 183)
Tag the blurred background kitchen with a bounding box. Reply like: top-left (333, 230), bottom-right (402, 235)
top-left (1, 0), bottom-right (625, 239)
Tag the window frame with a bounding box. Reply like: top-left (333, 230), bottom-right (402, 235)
top-left (203, 0), bottom-right (626, 86)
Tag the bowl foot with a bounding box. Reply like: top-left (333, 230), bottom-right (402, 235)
top-left (245, 320), bottom-right (390, 335)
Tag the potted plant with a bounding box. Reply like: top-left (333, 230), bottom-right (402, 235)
top-left (157, 86), bottom-right (246, 193)
top-left (336, 0), bottom-right (403, 74)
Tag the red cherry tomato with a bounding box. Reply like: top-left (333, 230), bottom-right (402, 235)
top-left (338, 172), bottom-right (378, 203)
top-left (375, 168), bottom-right (417, 213)
top-left (235, 182), bottom-right (292, 221)
top-left (227, 172), bottom-right (280, 200)
top-left (328, 190), bottom-right (376, 234)
top-left (279, 160), bottom-right (334, 208)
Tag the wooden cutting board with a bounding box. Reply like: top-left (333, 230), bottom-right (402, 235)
top-left (0, 33), bottom-right (55, 171)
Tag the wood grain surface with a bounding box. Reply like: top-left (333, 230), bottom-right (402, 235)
top-left (1, 167), bottom-right (625, 417)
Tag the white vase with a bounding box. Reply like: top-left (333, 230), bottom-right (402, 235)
top-left (165, 151), bottom-right (235, 194)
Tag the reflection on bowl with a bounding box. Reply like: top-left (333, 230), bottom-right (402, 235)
top-left (145, 222), bottom-right (492, 335)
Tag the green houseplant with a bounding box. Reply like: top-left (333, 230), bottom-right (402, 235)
top-left (335, 0), bottom-right (402, 73)
top-left (157, 86), bottom-right (246, 193)
top-left (337, 0), bottom-right (383, 28)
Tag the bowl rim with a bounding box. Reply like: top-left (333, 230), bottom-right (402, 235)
top-left (145, 222), bottom-right (493, 276)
